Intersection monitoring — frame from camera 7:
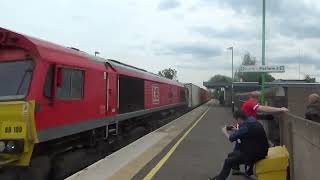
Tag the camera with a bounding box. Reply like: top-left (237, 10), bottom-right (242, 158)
top-left (226, 126), bottom-right (235, 131)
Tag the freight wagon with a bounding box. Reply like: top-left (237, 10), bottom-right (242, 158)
top-left (185, 83), bottom-right (210, 108)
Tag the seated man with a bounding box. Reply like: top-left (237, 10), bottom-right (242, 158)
top-left (209, 111), bottom-right (269, 180)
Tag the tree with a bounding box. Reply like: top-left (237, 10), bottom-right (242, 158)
top-left (209, 74), bottom-right (232, 83)
top-left (158, 68), bottom-right (178, 80)
top-left (212, 89), bottom-right (223, 99)
top-left (208, 75), bottom-right (230, 103)
top-left (237, 72), bottom-right (275, 82)
top-left (305, 75), bottom-right (316, 83)
top-left (235, 52), bottom-right (275, 82)
top-left (242, 52), bottom-right (256, 66)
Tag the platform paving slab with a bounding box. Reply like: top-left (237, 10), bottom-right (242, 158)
top-left (66, 102), bottom-right (211, 180)
top-left (134, 106), bottom-right (248, 180)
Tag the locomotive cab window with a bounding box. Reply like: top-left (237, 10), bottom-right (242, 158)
top-left (56, 68), bottom-right (84, 99)
top-left (0, 60), bottom-right (34, 101)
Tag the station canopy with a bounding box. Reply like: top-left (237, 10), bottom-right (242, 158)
top-left (203, 80), bottom-right (320, 93)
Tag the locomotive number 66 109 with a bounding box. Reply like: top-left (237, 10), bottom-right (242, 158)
top-left (4, 126), bottom-right (23, 134)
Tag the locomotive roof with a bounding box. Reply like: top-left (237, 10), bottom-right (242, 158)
top-left (0, 27), bottom-right (183, 87)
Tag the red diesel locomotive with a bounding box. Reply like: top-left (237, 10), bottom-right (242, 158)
top-left (0, 28), bottom-right (210, 179)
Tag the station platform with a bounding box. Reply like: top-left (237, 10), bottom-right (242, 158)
top-left (67, 101), bottom-right (248, 180)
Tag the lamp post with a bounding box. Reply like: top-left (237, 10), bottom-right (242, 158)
top-left (227, 46), bottom-right (234, 112)
top-left (261, 0), bottom-right (266, 105)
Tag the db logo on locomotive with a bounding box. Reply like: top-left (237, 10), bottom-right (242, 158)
top-left (152, 85), bottom-right (160, 104)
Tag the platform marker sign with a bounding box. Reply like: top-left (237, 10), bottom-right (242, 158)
top-left (239, 65), bottom-right (285, 73)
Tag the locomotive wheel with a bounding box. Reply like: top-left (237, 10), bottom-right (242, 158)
top-left (0, 167), bottom-right (20, 180)
top-left (147, 119), bottom-right (159, 131)
top-left (95, 140), bottom-right (111, 158)
top-left (127, 126), bottom-right (148, 144)
top-left (22, 156), bottom-right (51, 180)
top-left (52, 150), bottom-right (87, 180)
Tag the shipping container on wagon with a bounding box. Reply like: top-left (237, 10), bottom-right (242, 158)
top-left (200, 88), bottom-right (211, 103)
top-left (185, 83), bottom-right (201, 108)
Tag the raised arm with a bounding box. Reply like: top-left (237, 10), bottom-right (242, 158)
top-left (257, 105), bottom-right (288, 113)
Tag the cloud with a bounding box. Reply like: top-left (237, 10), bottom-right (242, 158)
top-left (205, 0), bottom-right (320, 40)
top-left (176, 64), bottom-right (213, 70)
top-left (216, 0), bottom-right (263, 15)
top-left (203, 0), bottom-right (283, 16)
top-left (270, 55), bottom-right (320, 68)
top-left (2, 0), bottom-right (320, 85)
top-left (157, 43), bottom-right (222, 59)
top-left (191, 26), bottom-right (253, 40)
top-left (158, 0), bottom-right (181, 11)
top-left (279, 18), bottom-right (320, 39)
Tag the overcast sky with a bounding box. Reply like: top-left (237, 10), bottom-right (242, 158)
top-left (2, 0), bottom-right (320, 87)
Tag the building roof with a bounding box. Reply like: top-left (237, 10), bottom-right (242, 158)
top-left (203, 81), bottom-right (320, 89)
top-left (273, 79), bottom-right (310, 83)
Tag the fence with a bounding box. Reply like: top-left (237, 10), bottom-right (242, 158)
top-left (280, 113), bottom-right (320, 180)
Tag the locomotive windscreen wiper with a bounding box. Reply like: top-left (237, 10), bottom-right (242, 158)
top-left (15, 68), bottom-right (33, 95)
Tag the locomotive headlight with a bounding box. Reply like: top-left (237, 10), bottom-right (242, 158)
top-left (0, 141), bottom-right (5, 152)
top-left (6, 141), bottom-right (16, 152)
top-left (1, 140), bottom-right (24, 153)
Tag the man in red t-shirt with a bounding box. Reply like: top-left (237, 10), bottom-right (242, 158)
top-left (232, 91), bottom-right (288, 176)
top-left (241, 91), bottom-right (288, 117)
top-left (241, 91), bottom-right (260, 118)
